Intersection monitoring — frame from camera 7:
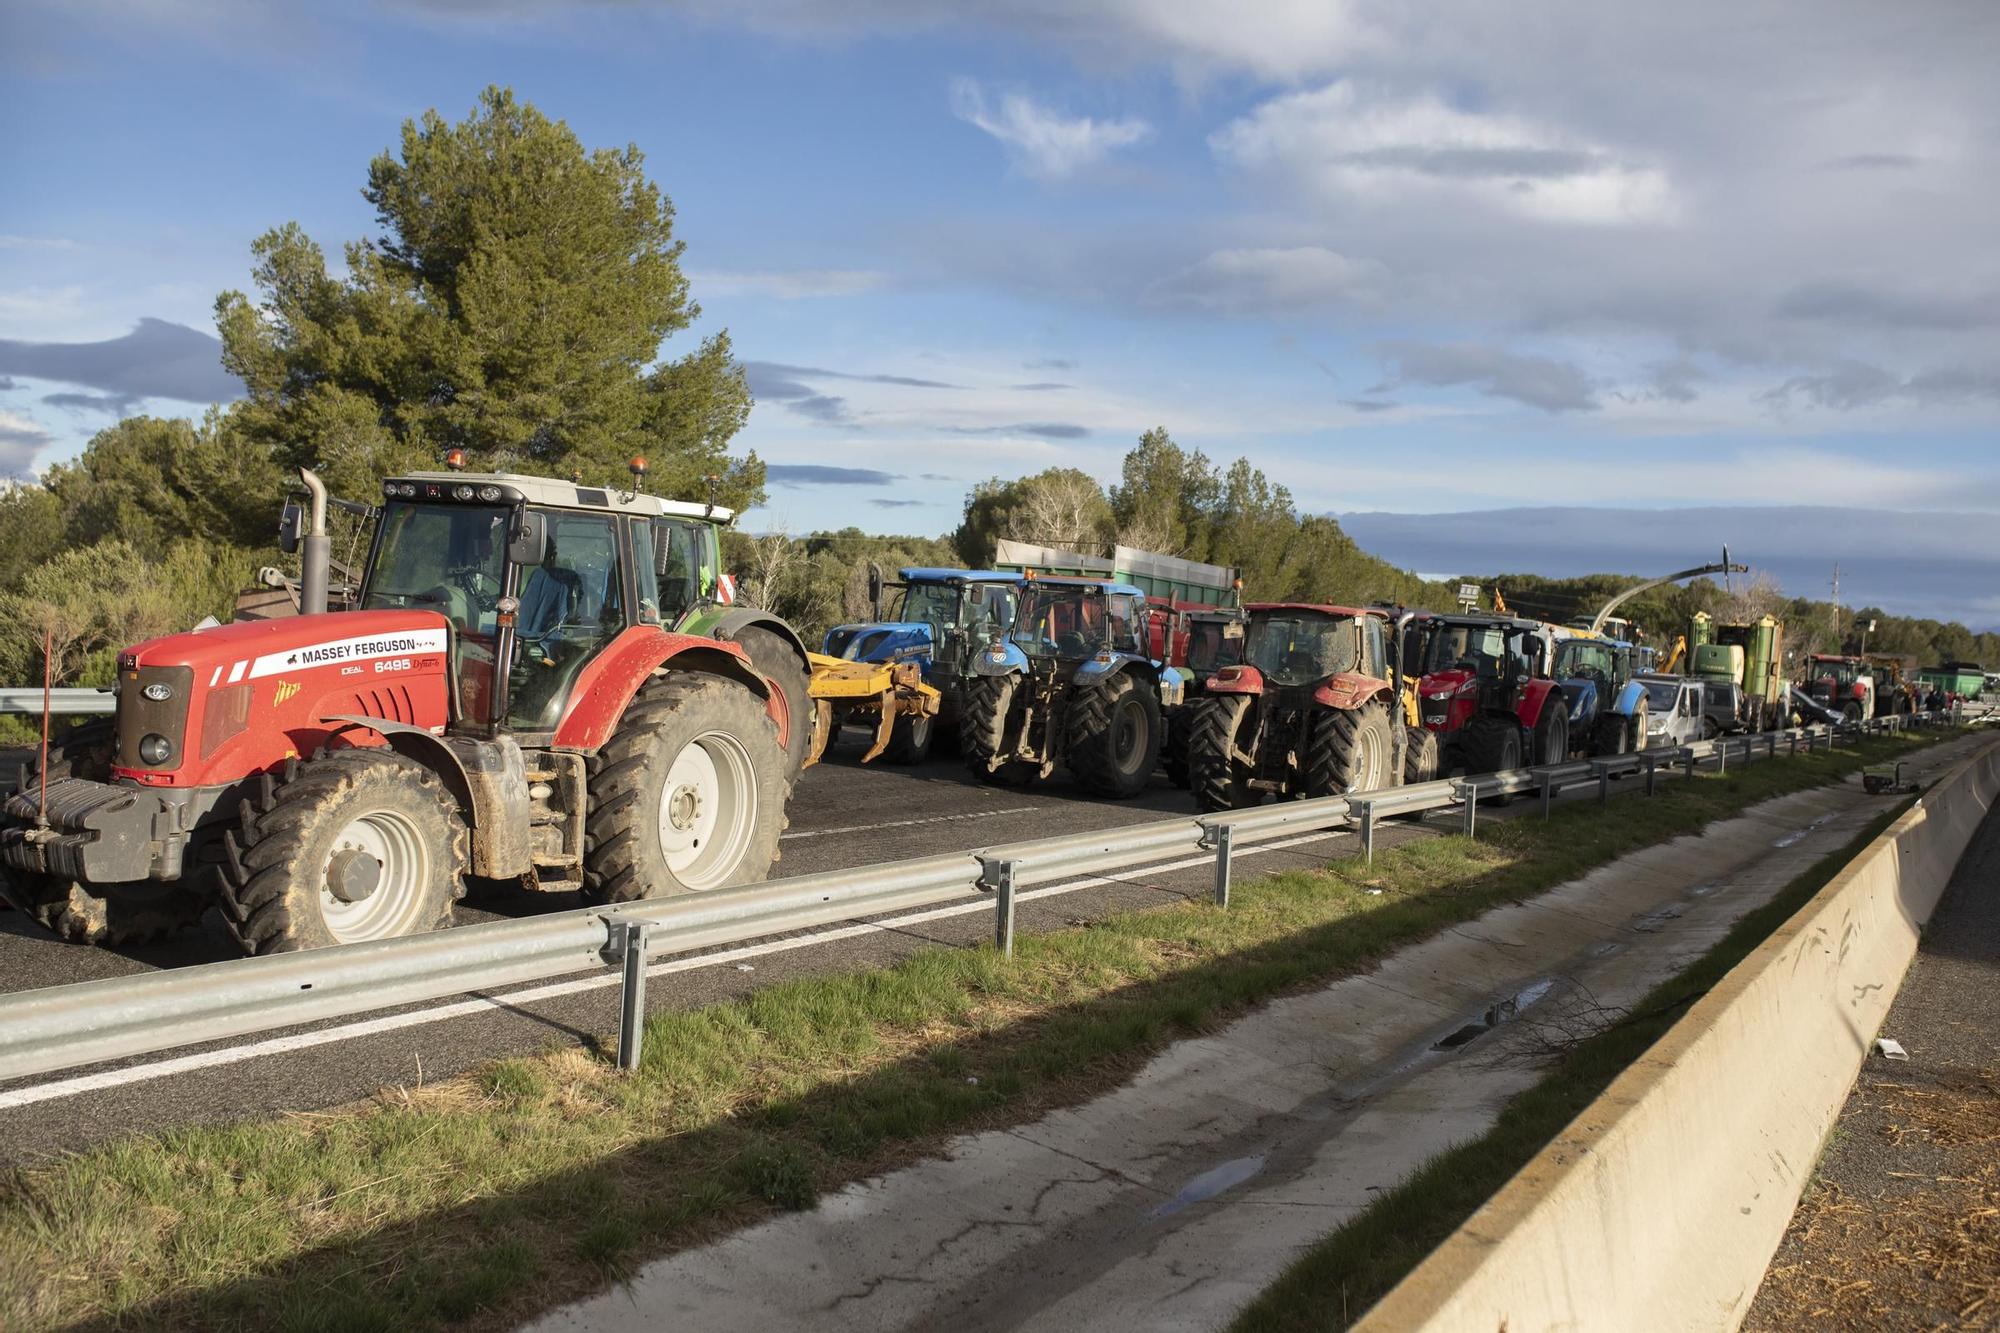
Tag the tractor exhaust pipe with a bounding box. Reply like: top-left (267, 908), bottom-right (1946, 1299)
top-left (299, 467), bottom-right (331, 617)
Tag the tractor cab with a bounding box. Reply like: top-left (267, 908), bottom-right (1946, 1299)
top-left (825, 568), bottom-right (1022, 681)
top-left (1228, 605), bottom-right (1386, 698)
top-left (991, 577), bottom-right (1152, 679)
top-left (1182, 607), bottom-right (1247, 680)
top-left (362, 472), bottom-right (735, 735)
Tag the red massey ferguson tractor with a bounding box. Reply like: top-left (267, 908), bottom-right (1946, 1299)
top-left (0, 468), bottom-right (793, 953)
top-left (1184, 603), bottom-right (1435, 811)
top-left (1415, 613), bottom-right (1570, 775)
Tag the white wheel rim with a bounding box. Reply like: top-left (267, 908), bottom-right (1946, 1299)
top-left (657, 729), bottom-right (758, 891)
top-left (320, 809), bottom-right (431, 943)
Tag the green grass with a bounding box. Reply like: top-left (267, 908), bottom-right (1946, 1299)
top-left (0, 730), bottom-right (1962, 1332)
top-left (1229, 793), bottom-right (1927, 1333)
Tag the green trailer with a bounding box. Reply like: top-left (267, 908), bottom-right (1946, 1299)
top-left (1689, 612), bottom-right (1786, 730)
top-left (991, 539), bottom-right (1238, 610)
top-left (1917, 662), bottom-right (1986, 700)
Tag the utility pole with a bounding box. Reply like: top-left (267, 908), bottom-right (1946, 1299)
top-left (1831, 564), bottom-right (1841, 644)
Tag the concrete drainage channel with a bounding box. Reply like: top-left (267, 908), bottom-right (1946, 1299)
top-left (526, 734), bottom-right (1990, 1333)
top-left (1357, 734), bottom-right (2000, 1333)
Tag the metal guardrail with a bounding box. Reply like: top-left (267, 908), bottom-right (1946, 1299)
top-left (0, 710), bottom-right (1954, 1083)
top-left (0, 687), bottom-right (115, 717)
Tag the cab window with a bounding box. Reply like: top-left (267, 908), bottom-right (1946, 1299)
top-left (508, 513), bottom-right (626, 730)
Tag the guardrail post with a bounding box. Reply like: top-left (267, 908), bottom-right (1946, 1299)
top-left (1459, 783), bottom-right (1478, 837)
top-left (1205, 822), bottom-right (1234, 908)
top-left (1788, 731), bottom-right (1798, 756)
top-left (1357, 800), bottom-right (1377, 864)
top-left (1716, 741), bottom-right (1728, 775)
top-left (980, 857), bottom-right (1020, 957)
top-left (1596, 762), bottom-right (1612, 807)
top-left (1766, 733), bottom-right (1777, 760)
top-left (1640, 753), bottom-right (1658, 797)
top-left (615, 919), bottom-right (650, 1074)
top-left (1685, 747), bottom-right (1699, 779)
top-left (1538, 771), bottom-right (1557, 820)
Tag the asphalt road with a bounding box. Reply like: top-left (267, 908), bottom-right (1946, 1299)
top-left (0, 724), bottom-right (1961, 1162)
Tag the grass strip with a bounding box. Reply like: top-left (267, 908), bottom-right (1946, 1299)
top-left (1230, 790), bottom-right (1929, 1333)
top-left (0, 731), bottom-right (1958, 1333)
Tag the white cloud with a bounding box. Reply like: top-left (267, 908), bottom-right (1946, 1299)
top-left (0, 236), bottom-right (78, 251)
top-left (1147, 246), bottom-right (1386, 313)
top-left (950, 79), bottom-right (1150, 180)
top-left (689, 268), bottom-right (889, 299)
top-left (1211, 80), bottom-right (1675, 226)
top-left (0, 408), bottom-right (53, 479)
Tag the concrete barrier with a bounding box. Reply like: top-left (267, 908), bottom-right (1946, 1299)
top-left (1358, 737), bottom-right (2000, 1332)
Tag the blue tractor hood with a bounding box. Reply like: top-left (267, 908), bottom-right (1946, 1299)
top-left (823, 621), bottom-right (935, 664)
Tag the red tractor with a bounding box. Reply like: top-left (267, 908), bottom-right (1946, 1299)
top-left (1185, 603), bottom-right (1432, 811)
top-left (0, 466), bottom-right (793, 953)
top-left (1415, 613), bottom-right (1570, 775)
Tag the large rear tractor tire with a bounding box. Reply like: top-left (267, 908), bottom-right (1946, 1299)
top-left (3, 720), bottom-right (209, 947)
top-left (219, 749), bottom-right (467, 954)
top-left (961, 674), bottom-right (1038, 787)
top-left (1461, 714), bottom-right (1523, 804)
top-left (1532, 697), bottom-right (1571, 766)
top-left (1187, 695), bottom-right (1257, 813)
top-left (1066, 670), bottom-right (1161, 800)
top-left (732, 626), bottom-right (812, 787)
top-left (1403, 726), bottom-right (1441, 784)
top-left (1302, 703), bottom-right (1395, 799)
top-left (583, 673), bottom-right (787, 904)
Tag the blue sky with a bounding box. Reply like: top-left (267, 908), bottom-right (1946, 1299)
top-left (3, 2), bottom-right (1997, 625)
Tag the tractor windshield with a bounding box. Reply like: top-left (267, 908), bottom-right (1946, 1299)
top-left (1817, 659), bottom-right (1864, 687)
top-left (1555, 639), bottom-right (1616, 683)
top-left (890, 580), bottom-right (961, 634)
top-left (1186, 616), bottom-right (1244, 675)
top-left (1244, 612), bottom-right (1359, 687)
top-left (363, 502), bottom-right (508, 639)
top-left (1009, 586), bottom-right (1140, 661)
top-left (1426, 623), bottom-right (1510, 677)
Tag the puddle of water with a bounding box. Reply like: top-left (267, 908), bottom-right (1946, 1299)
top-left (1433, 978), bottom-right (1555, 1051)
top-left (1151, 1155), bottom-right (1266, 1218)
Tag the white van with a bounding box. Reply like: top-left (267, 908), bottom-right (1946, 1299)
top-left (1638, 673), bottom-right (1706, 748)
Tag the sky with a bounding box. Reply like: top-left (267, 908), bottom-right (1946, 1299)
top-left (2, 1), bottom-right (1996, 626)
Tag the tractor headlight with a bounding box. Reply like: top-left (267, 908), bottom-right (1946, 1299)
top-left (452, 484), bottom-right (475, 501)
top-left (141, 681), bottom-right (174, 702)
top-left (138, 733), bottom-right (174, 765)
top-left (477, 485), bottom-right (502, 502)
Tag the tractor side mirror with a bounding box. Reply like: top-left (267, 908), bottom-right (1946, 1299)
top-left (867, 563), bottom-right (884, 620)
top-left (277, 501), bottom-right (303, 555)
top-left (508, 510), bottom-right (548, 568)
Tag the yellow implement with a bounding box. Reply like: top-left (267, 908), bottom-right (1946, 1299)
top-left (804, 652), bottom-right (940, 766)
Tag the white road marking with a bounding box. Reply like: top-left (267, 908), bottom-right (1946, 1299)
top-left (781, 806), bottom-right (1042, 841)
top-left (0, 827), bottom-right (1355, 1109)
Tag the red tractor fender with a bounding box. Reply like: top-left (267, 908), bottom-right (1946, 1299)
top-left (552, 627), bottom-right (786, 752)
top-left (1312, 671), bottom-right (1393, 711)
top-left (1205, 664), bottom-right (1265, 697)
top-left (1516, 678), bottom-right (1561, 728)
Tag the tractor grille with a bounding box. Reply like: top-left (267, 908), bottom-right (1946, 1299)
top-left (115, 665), bottom-right (194, 772)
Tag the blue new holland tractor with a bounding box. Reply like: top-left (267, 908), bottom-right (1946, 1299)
top-left (822, 567), bottom-right (1023, 763)
top-left (961, 576), bottom-right (1184, 799)
top-left (1550, 628), bottom-right (1650, 756)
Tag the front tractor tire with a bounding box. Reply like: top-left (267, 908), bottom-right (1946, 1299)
top-left (583, 674), bottom-right (787, 904)
top-left (1066, 670), bottom-right (1161, 800)
top-left (961, 674), bottom-right (1039, 788)
top-left (220, 749), bottom-right (467, 954)
top-left (1187, 695), bottom-right (1256, 813)
top-left (732, 626), bottom-right (812, 787)
top-left (4, 720), bottom-right (208, 947)
top-left (1403, 726), bottom-right (1441, 784)
top-left (882, 711), bottom-right (935, 765)
top-left (1303, 703), bottom-right (1395, 799)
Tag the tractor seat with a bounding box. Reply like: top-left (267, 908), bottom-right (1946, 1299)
top-left (519, 563), bottom-right (582, 639)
